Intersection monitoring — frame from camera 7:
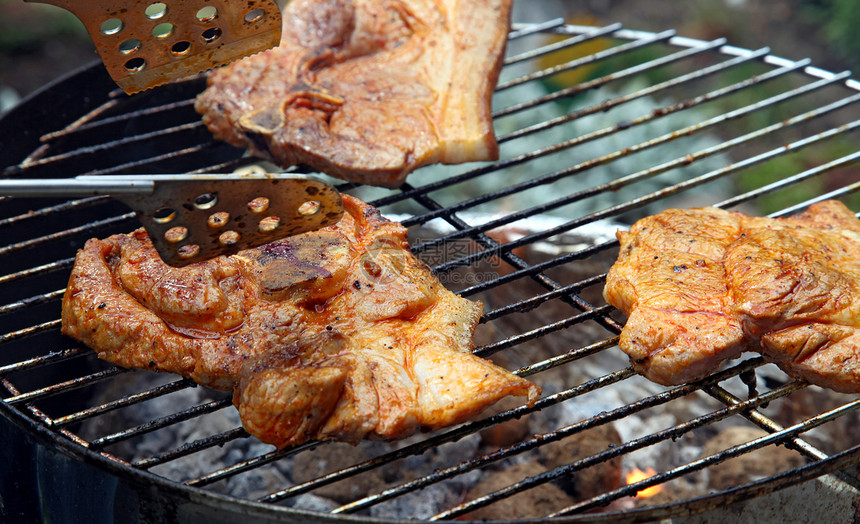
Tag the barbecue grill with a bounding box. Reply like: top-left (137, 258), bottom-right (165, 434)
top-left (3, 12), bottom-right (860, 524)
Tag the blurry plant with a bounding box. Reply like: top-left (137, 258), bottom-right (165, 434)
top-left (800, 0), bottom-right (860, 71)
top-left (735, 150), bottom-right (823, 214)
top-left (390, 79), bottom-right (732, 224)
top-left (535, 13), bottom-right (673, 107)
top-left (736, 136), bottom-right (860, 213)
top-left (0, 0), bottom-right (88, 51)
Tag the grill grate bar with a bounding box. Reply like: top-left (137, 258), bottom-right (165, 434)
top-left (381, 55), bottom-right (813, 219)
top-left (80, 142), bottom-right (221, 177)
top-left (0, 197), bottom-right (109, 228)
top-left (1, 377), bottom-right (132, 465)
top-left (460, 238), bottom-right (617, 297)
top-left (0, 213), bottom-right (135, 259)
top-left (19, 99), bottom-right (122, 166)
top-left (194, 339), bottom-right (599, 493)
top-left (429, 113), bottom-right (860, 275)
top-left (703, 380), bottom-right (860, 489)
top-left (496, 47), bottom-right (795, 146)
top-left (4, 367), bottom-right (128, 407)
top-left (772, 182), bottom-right (860, 219)
top-left (440, 377), bottom-right (803, 520)
top-left (481, 273), bottom-right (607, 322)
top-left (0, 319), bottom-right (61, 345)
top-left (572, 443), bottom-right (860, 522)
top-left (508, 335), bottom-right (620, 379)
top-left (187, 155), bottom-right (281, 175)
top-left (91, 397), bottom-right (234, 451)
top-left (507, 19), bottom-right (565, 40)
top-left (40, 99), bottom-right (197, 144)
top-left (503, 23), bottom-right (624, 66)
top-left (411, 78), bottom-right (858, 253)
top-left (0, 258), bottom-right (74, 286)
top-left (375, 44), bottom-right (765, 211)
top-left (185, 444), bottom-right (314, 488)
top-left (258, 345), bottom-right (630, 504)
top-left (14, 122), bottom-right (206, 172)
top-left (405, 188), bottom-right (622, 337)
top-left (496, 29), bottom-right (676, 92)
top-left (133, 426), bottom-right (247, 469)
top-left (0, 289), bottom-right (64, 318)
top-left (494, 38), bottom-right (749, 122)
top-left (475, 305), bottom-right (614, 359)
top-left (339, 359), bottom-right (770, 516)
top-left (703, 385), bottom-right (851, 476)
top-left (53, 377), bottom-right (196, 427)
top-left (0, 347), bottom-right (88, 376)
top-left (718, 152), bottom-right (860, 212)
top-left (550, 391), bottom-right (860, 517)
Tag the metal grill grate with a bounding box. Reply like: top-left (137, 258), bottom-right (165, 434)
top-left (3, 19), bottom-right (860, 522)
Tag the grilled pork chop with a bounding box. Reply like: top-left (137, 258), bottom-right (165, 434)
top-left (195, 0), bottom-right (511, 188)
top-left (62, 195), bottom-right (539, 447)
top-left (604, 200), bottom-right (860, 393)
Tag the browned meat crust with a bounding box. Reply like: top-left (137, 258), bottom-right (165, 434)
top-left (62, 195), bottom-right (538, 447)
top-left (194, 0), bottom-right (511, 188)
top-left (604, 200), bottom-right (860, 392)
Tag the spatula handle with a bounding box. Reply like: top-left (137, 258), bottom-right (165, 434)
top-left (0, 178), bottom-right (154, 197)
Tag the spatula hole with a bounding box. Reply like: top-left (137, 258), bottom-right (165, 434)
top-left (119, 39), bottom-right (141, 55)
top-left (258, 216), bottom-right (280, 233)
top-left (145, 3), bottom-right (168, 20)
top-left (298, 200), bottom-right (321, 216)
top-left (194, 193), bottom-right (218, 210)
top-left (124, 58), bottom-right (147, 72)
top-left (100, 18), bottom-right (123, 36)
top-left (208, 212), bottom-right (230, 228)
top-left (153, 23), bottom-right (174, 39)
top-left (219, 231), bottom-right (240, 246)
top-left (171, 41), bottom-right (192, 56)
top-left (178, 244), bottom-right (200, 259)
top-left (165, 226), bottom-right (188, 243)
top-left (153, 208), bottom-right (176, 223)
top-left (244, 8), bottom-right (267, 24)
top-left (201, 27), bottom-right (222, 43)
top-left (196, 6), bottom-right (218, 22)
top-left (248, 197), bottom-right (270, 214)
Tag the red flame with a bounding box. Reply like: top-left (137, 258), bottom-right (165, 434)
top-left (625, 467), bottom-right (663, 498)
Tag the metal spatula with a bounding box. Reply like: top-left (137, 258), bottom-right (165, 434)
top-left (27, 0), bottom-right (283, 94)
top-left (0, 174), bottom-right (344, 267)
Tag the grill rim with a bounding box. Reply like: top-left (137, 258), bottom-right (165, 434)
top-left (2, 19), bottom-right (860, 522)
top-left (6, 392), bottom-right (860, 524)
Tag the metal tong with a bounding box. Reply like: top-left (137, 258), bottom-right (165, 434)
top-left (26, 0), bottom-right (283, 94)
top-left (0, 174), bottom-right (344, 267)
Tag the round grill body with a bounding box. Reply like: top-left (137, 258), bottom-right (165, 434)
top-left (2, 19), bottom-right (860, 523)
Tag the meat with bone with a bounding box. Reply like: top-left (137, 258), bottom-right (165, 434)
top-left (61, 195), bottom-right (539, 447)
top-left (603, 200), bottom-right (860, 393)
top-left (195, 0), bottom-right (511, 188)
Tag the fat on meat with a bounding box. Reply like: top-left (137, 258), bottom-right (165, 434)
top-left (195, 0), bottom-right (511, 187)
top-left (603, 200), bottom-right (860, 393)
top-left (62, 195), bottom-right (539, 447)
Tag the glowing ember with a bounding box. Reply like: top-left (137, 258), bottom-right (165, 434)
top-left (626, 467), bottom-right (664, 498)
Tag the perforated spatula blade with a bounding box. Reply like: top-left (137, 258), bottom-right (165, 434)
top-left (26, 0), bottom-right (283, 94)
top-left (114, 174), bottom-right (345, 267)
top-left (0, 174), bottom-right (345, 267)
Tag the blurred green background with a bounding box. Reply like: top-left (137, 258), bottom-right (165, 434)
top-left (2, 0), bottom-right (859, 109)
